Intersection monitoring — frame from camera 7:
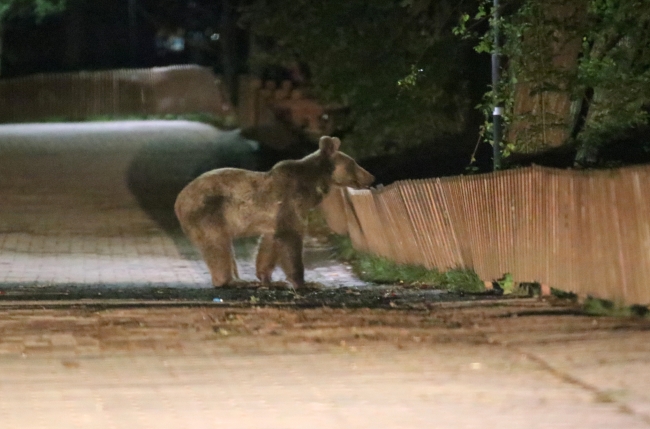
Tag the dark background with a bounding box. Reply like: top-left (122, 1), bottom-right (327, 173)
top-left (3, 0), bottom-right (248, 78)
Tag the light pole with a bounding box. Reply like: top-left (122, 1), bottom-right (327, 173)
top-left (492, 0), bottom-right (502, 170)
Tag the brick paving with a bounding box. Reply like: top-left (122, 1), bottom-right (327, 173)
top-left (0, 121), bottom-right (364, 288)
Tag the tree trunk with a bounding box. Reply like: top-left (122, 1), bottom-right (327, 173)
top-left (507, 0), bottom-right (587, 152)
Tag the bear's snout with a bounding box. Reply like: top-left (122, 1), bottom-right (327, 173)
top-left (356, 167), bottom-right (375, 188)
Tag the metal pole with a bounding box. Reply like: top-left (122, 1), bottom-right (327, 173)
top-left (492, 0), bottom-right (502, 170)
top-left (128, 0), bottom-right (138, 66)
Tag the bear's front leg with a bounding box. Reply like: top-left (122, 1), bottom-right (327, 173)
top-left (255, 234), bottom-right (277, 285)
top-left (275, 229), bottom-right (305, 289)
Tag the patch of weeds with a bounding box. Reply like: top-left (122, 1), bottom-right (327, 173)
top-left (330, 235), bottom-right (484, 293)
top-left (490, 276), bottom-right (547, 297)
top-left (515, 282), bottom-right (542, 297)
top-left (497, 273), bottom-right (515, 294)
top-left (582, 297), bottom-right (649, 317)
top-left (551, 288), bottom-right (579, 301)
top-left (630, 304), bottom-right (650, 317)
top-left (305, 209), bottom-right (334, 242)
top-left (329, 234), bottom-right (357, 261)
top-left (442, 268), bottom-right (485, 293)
top-left (354, 253), bottom-right (442, 285)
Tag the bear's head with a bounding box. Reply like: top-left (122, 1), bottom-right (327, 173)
top-left (319, 136), bottom-right (375, 189)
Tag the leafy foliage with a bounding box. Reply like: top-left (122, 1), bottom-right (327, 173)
top-left (0, 0), bottom-right (66, 76)
top-left (575, 0), bottom-right (650, 153)
top-left (241, 0), bottom-right (482, 157)
top-left (457, 0), bottom-right (650, 161)
top-left (0, 0), bottom-right (66, 21)
top-left (582, 296), bottom-right (649, 317)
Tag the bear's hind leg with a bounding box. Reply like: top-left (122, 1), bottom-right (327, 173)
top-left (255, 234), bottom-right (277, 285)
top-left (275, 230), bottom-right (305, 289)
top-left (187, 220), bottom-right (236, 287)
top-left (200, 238), bottom-right (236, 287)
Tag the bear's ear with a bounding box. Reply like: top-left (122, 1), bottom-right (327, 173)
top-left (319, 136), bottom-right (341, 157)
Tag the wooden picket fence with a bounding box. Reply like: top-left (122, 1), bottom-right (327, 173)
top-left (237, 76), bottom-right (334, 135)
top-left (0, 65), bottom-right (231, 123)
top-left (320, 164), bottom-right (650, 305)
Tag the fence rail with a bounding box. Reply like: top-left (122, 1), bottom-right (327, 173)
top-left (320, 165), bottom-right (650, 305)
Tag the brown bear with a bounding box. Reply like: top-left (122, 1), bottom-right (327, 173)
top-left (174, 136), bottom-right (374, 288)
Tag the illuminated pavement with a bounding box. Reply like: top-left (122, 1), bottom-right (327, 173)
top-left (1, 122), bottom-right (649, 429)
top-left (0, 301), bottom-right (649, 428)
top-left (0, 121), bottom-right (364, 288)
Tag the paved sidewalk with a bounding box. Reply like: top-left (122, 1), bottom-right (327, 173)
top-left (0, 121), bottom-right (364, 288)
top-left (0, 301), bottom-right (648, 428)
top-left (6, 347), bottom-right (644, 429)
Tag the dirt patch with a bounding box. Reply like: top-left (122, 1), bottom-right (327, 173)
top-left (2, 295), bottom-right (648, 356)
top-left (0, 283), bottom-right (511, 309)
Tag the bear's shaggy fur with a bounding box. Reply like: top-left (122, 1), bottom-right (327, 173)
top-left (174, 136), bottom-right (374, 288)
